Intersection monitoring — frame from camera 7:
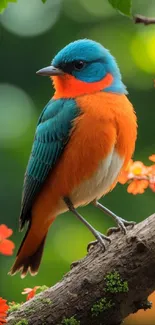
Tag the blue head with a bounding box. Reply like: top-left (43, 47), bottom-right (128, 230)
top-left (37, 39), bottom-right (127, 95)
top-left (52, 39), bottom-right (127, 94)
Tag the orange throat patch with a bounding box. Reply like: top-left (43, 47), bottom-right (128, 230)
top-left (52, 73), bottom-right (113, 99)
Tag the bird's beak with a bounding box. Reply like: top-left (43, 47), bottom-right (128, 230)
top-left (36, 65), bottom-right (64, 76)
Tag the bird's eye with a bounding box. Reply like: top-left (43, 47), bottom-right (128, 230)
top-left (73, 61), bottom-right (86, 71)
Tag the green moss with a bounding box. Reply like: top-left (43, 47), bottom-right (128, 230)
top-left (104, 270), bottom-right (128, 293)
top-left (25, 307), bottom-right (35, 313)
top-left (38, 297), bottom-right (52, 305)
top-left (37, 285), bottom-right (49, 293)
top-left (91, 298), bottom-right (115, 317)
top-left (41, 298), bottom-right (52, 304)
top-left (8, 302), bottom-right (21, 314)
top-left (15, 319), bottom-right (28, 325)
top-left (91, 271), bottom-right (128, 318)
top-left (61, 316), bottom-right (80, 325)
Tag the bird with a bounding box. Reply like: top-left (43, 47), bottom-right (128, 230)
top-left (9, 39), bottom-right (137, 278)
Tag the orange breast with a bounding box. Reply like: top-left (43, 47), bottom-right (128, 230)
top-left (75, 92), bottom-right (137, 187)
top-left (52, 73), bottom-right (113, 99)
top-left (32, 92), bottom-right (137, 220)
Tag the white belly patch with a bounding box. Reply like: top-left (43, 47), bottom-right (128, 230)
top-left (71, 148), bottom-right (124, 207)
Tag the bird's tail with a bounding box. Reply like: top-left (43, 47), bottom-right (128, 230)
top-left (9, 218), bottom-right (53, 278)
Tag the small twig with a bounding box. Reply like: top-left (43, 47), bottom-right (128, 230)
top-left (131, 176), bottom-right (149, 181)
top-left (127, 175), bottom-right (155, 183)
top-left (134, 15), bottom-right (155, 25)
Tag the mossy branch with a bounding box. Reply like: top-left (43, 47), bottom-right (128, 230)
top-left (7, 214), bottom-right (155, 325)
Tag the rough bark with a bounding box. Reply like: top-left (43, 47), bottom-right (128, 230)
top-left (7, 214), bottom-right (155, 325)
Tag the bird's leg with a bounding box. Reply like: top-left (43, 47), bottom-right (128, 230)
top-left (93, 200), bottom-right (136, 235)
top-left (64, 197), bottom-right (111, 251)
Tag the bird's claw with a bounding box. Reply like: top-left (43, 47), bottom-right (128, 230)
top-left (87, 240), bottom-right (99, 252)
top-left (107, 227), bottom-right (121, 236)
top-left (107, 218), bottom-right (136, 236)
top-left (87, 231), bottom-right (111, 252)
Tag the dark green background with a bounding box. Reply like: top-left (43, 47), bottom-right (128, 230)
top-left (0, 1), bottom-right (155, 324)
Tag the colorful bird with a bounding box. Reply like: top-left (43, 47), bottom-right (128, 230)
top-left (9, 39), bottom-right (137, 277)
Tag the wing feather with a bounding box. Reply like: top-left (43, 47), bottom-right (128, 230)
top-left (19, 98), bottom-right (79, 230)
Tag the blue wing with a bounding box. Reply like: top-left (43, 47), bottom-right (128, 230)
top-left (20, 98), bottom-right (79, 230)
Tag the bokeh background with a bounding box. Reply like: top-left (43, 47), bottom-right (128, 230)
top-left (0, 0), bottom-right (155, 324)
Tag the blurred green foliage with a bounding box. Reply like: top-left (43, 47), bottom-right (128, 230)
top-left (0, 1), bottom-right (155, 324)
top-left (0, 0), bottom-right (132, 16)
top-left (109, 0), bottom-right (132, 16)
top-left (0, 0), bottom-right (17, 13)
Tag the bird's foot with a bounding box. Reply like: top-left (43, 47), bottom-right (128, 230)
top-left (92, 201), bottom-right (136, 236)
top-left (64, 197), bottom-right (111, 253)
top-left (87, 231), bottom-right (111, 252)
top-left (107, 217), bottom-right (136, 236)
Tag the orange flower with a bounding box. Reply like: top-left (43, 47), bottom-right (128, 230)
top-left (0, 225), bottom-right (15, 256)
top-left (148, 164), bottom-right (155, 176)
top-left (149, 176), bottom-right (155, 192)
top-left (119, 154), bottom-right (155, 194)
top-left (149, 154), bottom-right (155, 162)
top-left (22, 286), bottom-right (40, 301)
top-left (0, 297), bottom-right (9, 324)
top-left (128, 161), bottom-right (148, 177)
top-left (151, 165), bottom-right (155, 174)
top-left (127, 180), bottom-right (149, 195)
top-left (150, 182), bottom-right (155, 192)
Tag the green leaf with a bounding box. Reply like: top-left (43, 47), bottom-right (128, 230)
top-left (108, 0), bottom-right (132, 17)
top-left (0, 0), bottom-right (17, 14)
top-left (42, 0), bottom-right (47, 3)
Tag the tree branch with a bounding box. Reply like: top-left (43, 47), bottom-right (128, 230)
top-left (134, 15), bottom-right (155, 25)
top-left (7, 214), bottom-right (155, 325)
